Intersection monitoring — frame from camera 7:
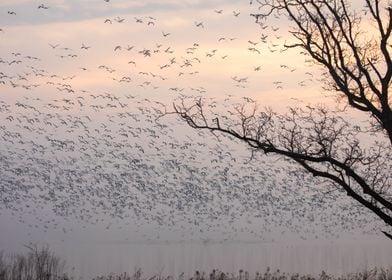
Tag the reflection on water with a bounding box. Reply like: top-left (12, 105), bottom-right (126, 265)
top-left (56, 238), bottom-right (392, 279)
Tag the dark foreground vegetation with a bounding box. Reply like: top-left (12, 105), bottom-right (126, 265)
top-left (92, 268), bottom-right (392, 280)
top-left (0, 247), bottom-right (391, 280)
top-left (0, 245), bottom-right (66, 280)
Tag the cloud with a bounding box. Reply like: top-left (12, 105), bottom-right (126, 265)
top-left (0, 0), bottom-right (241, 27)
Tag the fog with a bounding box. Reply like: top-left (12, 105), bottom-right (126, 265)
top-left (0, 0), bottom-right (391, 278)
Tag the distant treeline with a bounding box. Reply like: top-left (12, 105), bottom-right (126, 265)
top-left (1, 246), bottom-right (391, 280)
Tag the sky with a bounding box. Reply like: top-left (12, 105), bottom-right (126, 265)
top-left (0, 0), bottom-right (391, 278)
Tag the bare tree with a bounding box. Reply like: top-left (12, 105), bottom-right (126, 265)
top-left (173, 0), bottom-right (392, 238)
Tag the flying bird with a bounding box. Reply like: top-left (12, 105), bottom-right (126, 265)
top-left (49, 43), bottom-right (59, 49)
top-left (81, 44), bottom-right (91, 50)
top-left (248, 40), bottom-right (258, 46)
top-left (126, 45), bottom-right (135, 51)
top-left (114, 17), bottom-right (125, 23)
top-left (195, 22), bottom-right (204, 28)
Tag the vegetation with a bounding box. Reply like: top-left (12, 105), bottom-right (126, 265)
top-left (1, 247), bottom-right (391, 280)
top-left (93, 267), bottom-right (392, 280)
top-left (0, 245), bottom-right (67, 280)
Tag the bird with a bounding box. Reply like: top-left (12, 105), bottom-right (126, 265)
top-left (114, 16), bottom-right (125, 23)
top-left (126, 45), bottom-right (135, 51)
top-left (248, 40), bottom-right (258, 46)
top-left (248, 47), bottom-right (261, 54)
top-left (195, 22), bottom-right (204, 28)
top-left (81, 44), bottom-right (91, 50)
top-left (38, 4), bottom-right (49, 9)
top-left (0, 0), bottom-right (383, 249)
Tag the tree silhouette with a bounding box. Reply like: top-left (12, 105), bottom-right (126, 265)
top-left (173, 0), bottom-right (392, 238)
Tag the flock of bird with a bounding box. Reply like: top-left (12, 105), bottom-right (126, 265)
top-left (0, 1), bottom-right (380, 242)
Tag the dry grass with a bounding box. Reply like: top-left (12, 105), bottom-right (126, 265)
top-left (92, 267), bottom-right (392, 280)
top-left (0, 245), bottom-right (67, 280)
top-left (1, 247), bottom-right (391, 280)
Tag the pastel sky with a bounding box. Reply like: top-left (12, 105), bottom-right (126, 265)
top-left (0, 0), bottom-right (328, 106)
top-left (0, 1), bottom-right (391, 278)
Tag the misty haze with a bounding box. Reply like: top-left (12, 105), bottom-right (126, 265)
top-left (0, 0), bottom-right (392, 279)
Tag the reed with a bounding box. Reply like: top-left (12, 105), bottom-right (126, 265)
top-left (1, 248), bottom-right (391, 280)
top-left (93, 267), bottom-right (392, 280)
